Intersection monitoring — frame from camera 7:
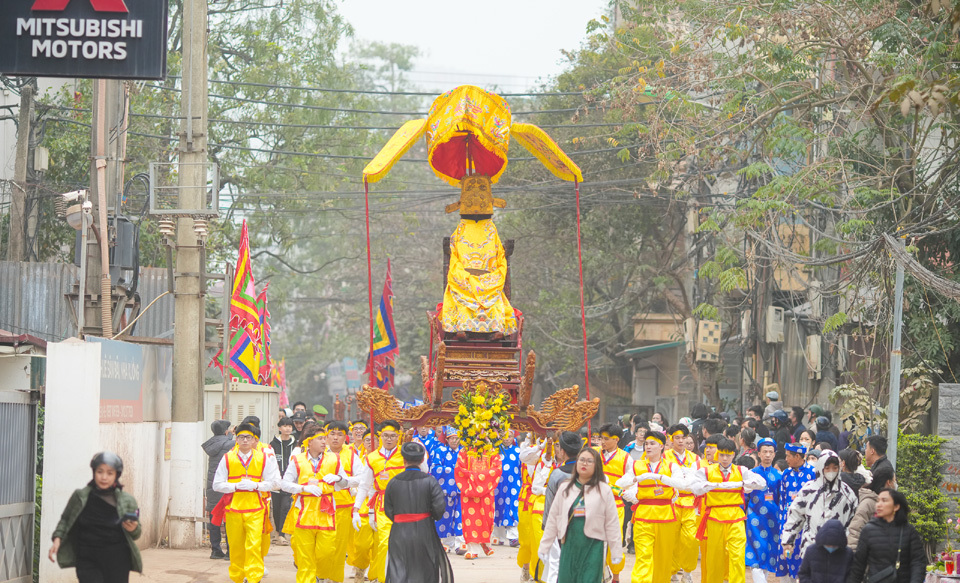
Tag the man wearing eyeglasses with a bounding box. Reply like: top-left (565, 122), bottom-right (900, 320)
top-left (353, 420), bottom-right (426, 583)
top-left (212, 422), bottom-right (281, 583)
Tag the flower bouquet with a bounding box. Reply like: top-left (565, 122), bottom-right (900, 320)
top-left (454, 386), bottom-right (511, 455)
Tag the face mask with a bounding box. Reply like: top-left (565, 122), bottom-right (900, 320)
top-left (891, 482), bottom-right (898, 491)
top-left (824, 545), bottom-right (839, 553)
top-left (823, 470), bottom-right (839, 481)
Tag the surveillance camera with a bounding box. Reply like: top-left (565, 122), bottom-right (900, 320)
top-left (82, 200), bottom-right (93, 211)
top-left (60, 189), bottom-right (88, 201)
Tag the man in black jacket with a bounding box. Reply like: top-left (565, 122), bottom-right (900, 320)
top-left (864, 435), bottom-right (894, 474)
top-left (202, 420), bottom-right (234, 559)
top-left (269, 417), bottom-right (296, 544)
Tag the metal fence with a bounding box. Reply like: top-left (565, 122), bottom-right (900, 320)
top-left (0, 390), bottom-right (37, 583)
top-left (0, 261), bottom-right (173, 341)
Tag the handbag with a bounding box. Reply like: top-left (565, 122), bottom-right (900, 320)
top-left (867, 527), bottom-right (903, 583)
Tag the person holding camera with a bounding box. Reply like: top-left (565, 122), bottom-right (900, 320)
top-left (48, 451), bottom-right (142, 583)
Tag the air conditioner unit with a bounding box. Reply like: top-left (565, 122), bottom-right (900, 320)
top-left (806, 334), bottom-right (822, 379)
top-left (765, 306), bottom-right (784, 343)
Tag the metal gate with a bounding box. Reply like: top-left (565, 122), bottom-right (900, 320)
top-left (0, 389), bottom-right (38, 583)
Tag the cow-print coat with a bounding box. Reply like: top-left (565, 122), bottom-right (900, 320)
top-left (780, 450), bottom-right (858, 560)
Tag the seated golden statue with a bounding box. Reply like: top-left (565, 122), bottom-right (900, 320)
top-left (440, 175), bottom-right (518, 338)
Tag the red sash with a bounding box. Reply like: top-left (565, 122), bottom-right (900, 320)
top-left (393, 512), bottom-right (430, 523)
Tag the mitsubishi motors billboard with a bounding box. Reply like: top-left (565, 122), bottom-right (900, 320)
top-left (0, 0), bottom-right (167, 79)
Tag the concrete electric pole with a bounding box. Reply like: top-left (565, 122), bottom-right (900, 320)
top-left (6, 83), bottom-right (32, 262)
top-left (168, 0), bottom-right (209, 548)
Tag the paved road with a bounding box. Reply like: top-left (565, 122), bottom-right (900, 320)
top-left (131, 543), bottom-right (706, 583)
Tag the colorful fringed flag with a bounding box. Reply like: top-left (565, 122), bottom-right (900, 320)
top-left (270, 357), bottom-right (289, 408)
top-left (256, 284), bottom-right (271, 385)
top-left (230, 221), bottom-right (260, 332)
top-left (211, 220), bottom-right (270, 385)
top-left (364, 260), bottom-right (398, 390)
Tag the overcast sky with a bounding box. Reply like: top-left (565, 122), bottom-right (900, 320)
top-left (336, 0), bottom-right (613, 92)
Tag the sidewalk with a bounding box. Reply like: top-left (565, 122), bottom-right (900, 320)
top-left (123, 544), bottom-right (704, 583)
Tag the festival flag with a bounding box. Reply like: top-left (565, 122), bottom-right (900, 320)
top-left (364, 260), bottom-right (398, 390)
top-left (276, 358), bottom-right (289, 407)
top-left (269, 357), bottom-right (289, 407)
top-left (211, 220), bottom-right (271, 385)
top-left (230, 221), bottom-right (260, 333)
top-left (256, 284), bottom-right (271, 385)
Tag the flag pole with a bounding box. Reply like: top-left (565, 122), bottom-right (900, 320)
top-left (221, 261), bottom-right (233, 421)
top-left (364, 178), bottom-right (376, 433)
top-left (575, 178), bottom-right (591, 435)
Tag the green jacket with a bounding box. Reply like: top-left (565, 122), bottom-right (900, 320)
top-left (52, 486), bottom-right (143, 573)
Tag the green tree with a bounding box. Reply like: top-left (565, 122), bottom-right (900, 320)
top-left (898, 432), bottom-right (949, 559)
top-left (582, 0), bottom-right (960, 398)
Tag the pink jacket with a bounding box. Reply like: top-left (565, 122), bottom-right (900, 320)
top-left (538, 479), bottom-right (623, 565)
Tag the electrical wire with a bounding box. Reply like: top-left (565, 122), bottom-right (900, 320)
top-left (141, 84), bottom-right (592, 116)
top-left (172, 76), bottom-right (588, 97)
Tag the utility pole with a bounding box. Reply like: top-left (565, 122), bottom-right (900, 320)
top-left (887, 242), bottom-right (905, 468)
top-left (87, 79), bottom-right (126, 337)
top-left (6, 83), bottom-right (32, 262)
top-left (168, 0), bottom-right (209, 548)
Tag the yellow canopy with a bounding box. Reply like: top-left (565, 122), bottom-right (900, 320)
top-left (362, 119), bottom-right (427, 184)
top-left (425, 86), bottom-right (512, 186)
top-left (361, 87), bottom-right (584, 185)
top-left (510, 123), bottom-right (583, 183)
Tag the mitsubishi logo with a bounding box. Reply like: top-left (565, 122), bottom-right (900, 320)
top-left (31, 0), bottom-right (129, 12)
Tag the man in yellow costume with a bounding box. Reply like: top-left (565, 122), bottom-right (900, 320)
top-left (663, 424), bottom-right (705, 583)
top-left (524, 438), bottom-right (556, 583)
top-left (618, 431), bottom-right (688, 583)
top-left (689, 437), bottom-right (767, 583)
top-left (347, 429), bottom-right (377, 583)
top-left (596, 424), bottom-right (629, 583)
top-left (441, 174), bottom-right (517, 339)
top-left (324, 420), bottom-right (360, 583)
top-left (212, 422), bottom-right (281, 583)
top-left (516, 434), bottom-right (541, 580)
top-left (348, 421), bottom-right (369, 457)
top-left (354, 420), bottom-right (427, 583)
top-left (280, 425), bottom-right (350, 583)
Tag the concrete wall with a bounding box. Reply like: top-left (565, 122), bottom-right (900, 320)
top-left (40, 339), bottom-right (204, 583)
top-left (39, 339), bottom-right (101, 583)
top-left (937, 383), bottom-right (960, 511)
top-left (99, 422), bottom-right (172, 547)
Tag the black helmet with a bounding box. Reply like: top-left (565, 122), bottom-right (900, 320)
top-left (90, 451), bottom-right (124, 476)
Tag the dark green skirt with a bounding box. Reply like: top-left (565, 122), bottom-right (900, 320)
top-left (558, 516), bottom-right (605, 583)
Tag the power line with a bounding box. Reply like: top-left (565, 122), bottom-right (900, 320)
top-left (169, 76), bottom-right (587, 98)
top-left (46, 105), bottom-right (649, 131)
top-left (47, 117), bottom-right (649, 162)
top-left (141, 84), bottom-right (591, 116)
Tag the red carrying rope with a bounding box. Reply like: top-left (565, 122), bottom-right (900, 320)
top-left (574, 178), bottom-right (591, 434)
top-left (364, 179), bottom-right (376, 432)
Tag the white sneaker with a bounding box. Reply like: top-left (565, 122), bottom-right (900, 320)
top-left (671, 574), bottom-right (680, 583)
top-left (521, 567), bottom-right (532, 581)
top-left (682, 573), bottom-right (693, 583)
top-left (263, 567), bottom-right (269, 578)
